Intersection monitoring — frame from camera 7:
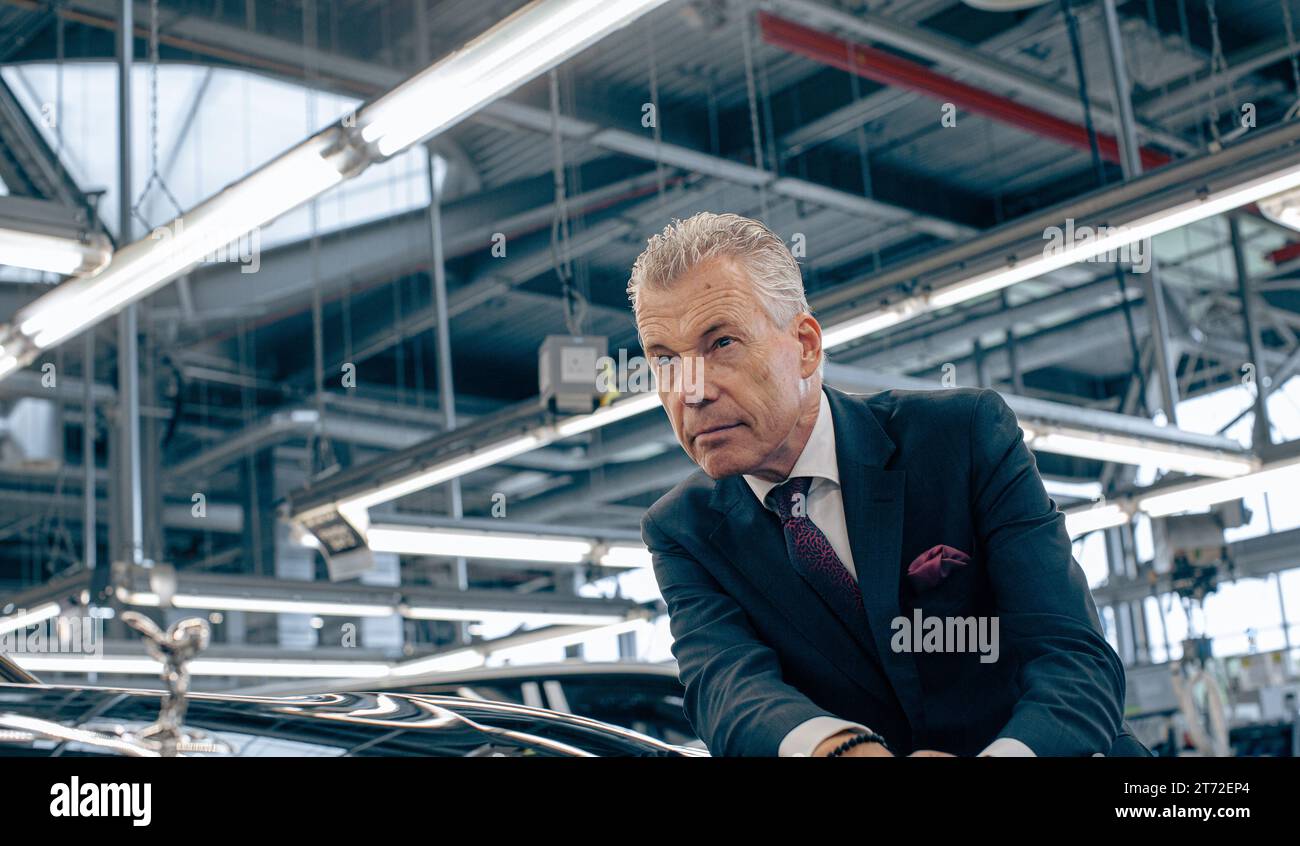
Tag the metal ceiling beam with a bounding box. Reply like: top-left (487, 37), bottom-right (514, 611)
top-left (0, 367), bottom-right (114, 403)
top-left (1137, 33), bottom-right (1300, 125)
top-left (31, 0), bottom-right (972, 244)
top-left (758, 10), bottom-right (1171, 170)
top-left (0, 74), bottom-right (91, 208)
top-left (113, 567), bottom-right (647, 619)
top-left (768, 0), bottom-right (1195, 158)
top-left (482, 99), bottom-right (973, 241)
top-left (0, 487), bottom-right (243, 533)
top-left (841, 272), bottom-right (1127, 372)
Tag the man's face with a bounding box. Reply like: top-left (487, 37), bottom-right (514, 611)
top-left (635, 257), bottom-right (819, 479)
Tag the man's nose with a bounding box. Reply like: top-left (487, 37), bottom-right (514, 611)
top-left (682, 357), bottom-right (715, 406)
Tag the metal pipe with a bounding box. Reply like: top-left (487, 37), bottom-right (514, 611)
top-left (116, 0), bottom-right (143, 567)
top-left (1228, 214), bottom-right (1272, 449)
top-left (416, 0), bottom-right (469, 641)
top-left (1101, 0), bottom-right (1181, 425)
top-left (428, 153), bottom-right (467, 585)
top-left (83, 332), bottom-right (95, 574)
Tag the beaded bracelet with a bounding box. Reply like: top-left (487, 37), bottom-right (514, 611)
top-left (827, 730), bottom-right (890, 757)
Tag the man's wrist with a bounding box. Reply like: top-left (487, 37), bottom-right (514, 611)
top-left (814, 729), bottom-right (890, 757)
top-left (825, 730), bottom-right (891, 757)
top-left (783, 716), bottom-right (869, 757)
top-left (813, 730), bottom-right (860, 757)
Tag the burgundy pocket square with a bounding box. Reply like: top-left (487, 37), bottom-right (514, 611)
top-left (906, 544), bottom-right (972, 591)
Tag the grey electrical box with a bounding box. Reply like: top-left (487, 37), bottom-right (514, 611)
top-left (539, 335), bottom-right (608, 414)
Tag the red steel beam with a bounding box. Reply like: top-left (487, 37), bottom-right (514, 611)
top-left (758, 11), bottom-right (1171, 171)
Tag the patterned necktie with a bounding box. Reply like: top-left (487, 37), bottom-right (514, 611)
top-left (767, 476), bottom-right (864, 626)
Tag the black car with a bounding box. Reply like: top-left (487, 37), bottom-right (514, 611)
top-left (0, 652), bottom-right (700, 757)
top-left (0, 682), bottom-right (701, 757)
top-left (235, 661), bottom-right (700, 748)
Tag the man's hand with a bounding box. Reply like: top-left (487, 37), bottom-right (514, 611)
top-left (813, 730), bottom-right (893, 757)
top-left (909, 750), bottom-right (956, 757)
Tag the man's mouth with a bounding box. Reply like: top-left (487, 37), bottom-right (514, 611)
top-left (693, 422), bottom-right (741, 441)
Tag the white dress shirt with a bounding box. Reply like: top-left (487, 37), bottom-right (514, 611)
top-left (743, 391), bottom-right (1034, 758)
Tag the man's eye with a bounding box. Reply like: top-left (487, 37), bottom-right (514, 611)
top-left (714, 337), bottom-right (735, 349)
top-left (655, 355), bottom-right (676, 366)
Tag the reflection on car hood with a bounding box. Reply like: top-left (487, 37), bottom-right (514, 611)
top-left (0, 684), bottom-right (696, 757)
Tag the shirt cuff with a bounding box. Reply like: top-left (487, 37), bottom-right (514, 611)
top-left (779, 716), bottom-right (869, 757)
top-left (979, 737), bottom-right (1036, 757)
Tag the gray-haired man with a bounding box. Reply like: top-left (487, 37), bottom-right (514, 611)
top-left (631, 211), bottom-right (1145, 757)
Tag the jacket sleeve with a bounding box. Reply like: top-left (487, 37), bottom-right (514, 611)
top-left (644, 511), bottom-right (837, 756)
top-left (969, 388), bottom-right (1126, 755)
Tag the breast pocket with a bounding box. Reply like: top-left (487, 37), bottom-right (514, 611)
top-left (905, 554), bottom-right (982, 619)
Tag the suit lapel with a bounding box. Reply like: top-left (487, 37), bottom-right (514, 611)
top-left (826, 387), bottom-right (928, 736)
top-left (706, 476), bottom-right (883, 691)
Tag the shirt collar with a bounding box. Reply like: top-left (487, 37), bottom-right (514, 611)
top-left (743, 390), bottom-right (838, 509)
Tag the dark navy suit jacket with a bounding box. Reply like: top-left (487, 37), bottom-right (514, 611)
top-left (643, 385), bottom-right (1143, 756)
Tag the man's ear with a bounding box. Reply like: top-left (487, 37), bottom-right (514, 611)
top-left (794, 313), bottom-right (823, 379)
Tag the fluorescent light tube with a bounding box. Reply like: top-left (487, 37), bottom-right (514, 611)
top-left (1020, 425), bottom-right (1255, 479)
top-left (366, 525), bottom-right (592, 563)
top-left (1042, 478), bottom-right (1105, 500)
top-left (0, 228), bottom-right (110, 276)
top-left (820, 303), bottom-right (917, 349)
top-left (390, 648), bottom-right (486, 677)
top-left (187, 659), bottom-right (392, 678)
top-left (339, 433), bottom-right (548, 527)
top-left (358, 0), bottom-right (671, 156)
top-left (402, 606), bottom-right (625, 626)
top-left (825, 160), bottom-right (1300, 347)
top-left (13, 655), bottom-right (392, 678)
top-left (554, 392), bottom-right (661, 437)
top-left (599, 545), bottom-right (653, 569)
top-left (1063, 503), bottom-right (1131, 538)
top-left (171, 594), bottom-right (395, 618)
top-left (18, 139), bottom-right (346, 350)
top-left (0, 602), bottom-right (60, 636)
top-left (488, 619), bottom-right (646, 661)
top-left (118, 588), bottom-right (394, 618)
top-left (1137, 456), bottom-right (1300, 517)
top-left (14, 655), bottom-right (160, 675)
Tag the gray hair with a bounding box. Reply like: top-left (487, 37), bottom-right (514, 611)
top-left (627, 212), bottom-right (809, 328)
top-left (624, 211), bottom-right (806, 327)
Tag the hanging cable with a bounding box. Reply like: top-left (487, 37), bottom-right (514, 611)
top-left (130, 0), bottom-right (182, 231)
top-left (549, 68), bottom-right (586, 336)
top-left (1204, 0), bottom-right (1228, 146)
top-left (1061, 0), bottom-right (1106, 188)
top-left (565, 66), bottom-right (593, 326)
top-left (303, 0), bottom-right (335, 480)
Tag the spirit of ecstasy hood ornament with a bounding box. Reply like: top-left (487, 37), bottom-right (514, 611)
top-left (121, 611), bottom-right (228, 756)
